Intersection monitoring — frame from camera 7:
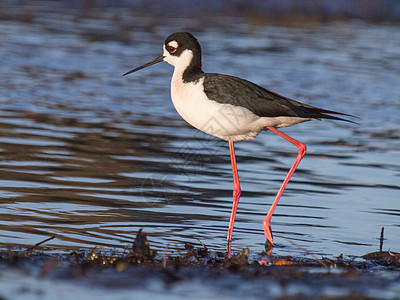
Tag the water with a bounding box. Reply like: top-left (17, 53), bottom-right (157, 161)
top-left (0, 6), bottom-right (399, 259)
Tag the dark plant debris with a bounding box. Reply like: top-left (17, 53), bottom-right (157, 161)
top-left (1, 230), bottom-right (399, 299)
top-left (1, 230), bottom-right (399, 271)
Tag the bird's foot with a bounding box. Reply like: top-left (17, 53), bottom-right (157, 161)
top-left (263, 218), bottom-right (274, 249)
top-left (264, 239), bottom-right (274, 255)
top-left (226, 239), bottom-right (232, 258)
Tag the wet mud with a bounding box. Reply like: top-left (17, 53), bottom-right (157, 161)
top-left (1, 230), bottom-right (400, 299)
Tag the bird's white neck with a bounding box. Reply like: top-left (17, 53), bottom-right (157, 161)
top-left (163, 49), bottom-right (195, 84)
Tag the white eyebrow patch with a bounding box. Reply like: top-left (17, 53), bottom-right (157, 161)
top-left (167, 41), bottom-right (179, 48)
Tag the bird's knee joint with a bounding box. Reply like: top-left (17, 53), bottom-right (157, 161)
top-left (233, 188), bottom-right (241, 198)
top-left (298, 143), bottom-right (307, 155)
top-left (263, 219), bottom-right (270, 228)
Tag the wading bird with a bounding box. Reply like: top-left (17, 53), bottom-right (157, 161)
top-left (123, 32), bottom-right (355, 253)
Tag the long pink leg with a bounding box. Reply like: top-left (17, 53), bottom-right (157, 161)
top-left (227, 140), bottom-right (241, 253)
top-left (263, 126), bottom-right (307, 246)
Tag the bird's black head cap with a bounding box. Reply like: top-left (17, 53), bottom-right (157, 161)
top-left (165, 32), bottom-right (203, 82)
top-left (164, 32), bottom-right (201, 57)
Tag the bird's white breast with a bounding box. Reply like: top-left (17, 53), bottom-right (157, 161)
top-left (170, 76), bottom-right (268, 141)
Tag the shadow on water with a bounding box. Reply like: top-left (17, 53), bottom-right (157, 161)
top-left (0, 4), bottom-right (399, 260)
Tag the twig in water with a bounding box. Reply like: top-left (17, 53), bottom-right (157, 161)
top-left (163, 243), bottom-right (169, 268)
top-left (379, 227), bottom-right (385, 253)
top-left (196, 238), bottom-right (207, 249)
top-left (25, 236), bottom-right (56, 253)
top-left (275, 234), bottom-right (329, 268)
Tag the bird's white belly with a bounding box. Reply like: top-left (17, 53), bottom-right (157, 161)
top-left (171, 78), bottom-right (266, 141)
top-left (170, 77), bottom-right (311, 141)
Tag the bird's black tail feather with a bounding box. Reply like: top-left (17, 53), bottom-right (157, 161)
top-left (316, 108), bottom-right (359, 124)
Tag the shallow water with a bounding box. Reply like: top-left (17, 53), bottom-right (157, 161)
top-left (0, 7), bottom-right (399, 259)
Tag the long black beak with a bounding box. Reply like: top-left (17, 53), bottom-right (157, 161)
top-left (123, 55), bottom-right (164, 76)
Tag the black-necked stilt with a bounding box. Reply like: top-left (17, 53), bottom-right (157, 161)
top-left (124, 32), bottom-right (356, 253)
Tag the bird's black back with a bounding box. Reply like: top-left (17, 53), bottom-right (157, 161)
top-left (203, 73), bottom-right (355, 123)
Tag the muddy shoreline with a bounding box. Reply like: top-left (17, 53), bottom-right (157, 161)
top-left (1, 231), bottom-right (399, 299)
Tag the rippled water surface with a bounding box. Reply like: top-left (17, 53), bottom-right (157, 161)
top-left (1, 8), bottom-right (399, 258)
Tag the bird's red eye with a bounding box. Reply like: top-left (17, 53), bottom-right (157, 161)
top-left (168, 46), bottom-right (177, 53)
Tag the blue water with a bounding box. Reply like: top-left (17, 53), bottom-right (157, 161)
top-left (0, 6), bottom-right (399, 260)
